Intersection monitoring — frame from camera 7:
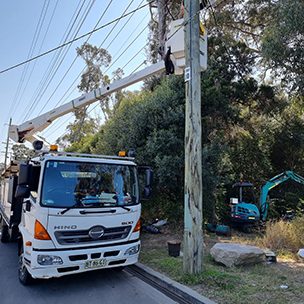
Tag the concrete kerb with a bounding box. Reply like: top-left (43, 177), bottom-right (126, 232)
top-left (129, 263), bottom-right (217, 304)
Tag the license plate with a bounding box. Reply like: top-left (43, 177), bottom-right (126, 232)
top-left (248, 216), bottom-right (255, 220)
top-left (84, 259), bottom-right (107, 269)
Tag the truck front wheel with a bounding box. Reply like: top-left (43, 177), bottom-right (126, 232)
top-left (18, 246), bottom-right (34, 285)
top-left (1, 223), bottom-right (10, 243)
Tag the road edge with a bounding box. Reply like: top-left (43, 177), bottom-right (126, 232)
top-left (128, 263), bottom-right (217, 304)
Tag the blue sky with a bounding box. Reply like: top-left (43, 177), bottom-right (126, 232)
top-left (0, 0), bottom-right (151, 159)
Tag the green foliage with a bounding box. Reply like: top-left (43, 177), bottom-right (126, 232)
top-left (270, 117), bottom-right (304, 172)
top-left (76, 43), bottom-right (111, 92)
top-left (11, 144), bottom-right (35, 161)
top-left (262, 0), bottom-right (304, 94)
top-left (58, 43), bottom-right (123, 149)
top-left (61, 1), bottom-right (304, 223)
top-left (57, 116), bottom-right (98, 150)
top-left (91, 76), bottom-right (186, 221)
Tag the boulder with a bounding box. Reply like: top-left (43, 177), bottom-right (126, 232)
top-left (210, 243), bottom-right (265, 267)
top-left (298, 248), bottom-right (304, 259)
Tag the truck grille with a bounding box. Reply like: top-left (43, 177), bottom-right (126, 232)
top-left (55, 226), bottom-right (132, 245)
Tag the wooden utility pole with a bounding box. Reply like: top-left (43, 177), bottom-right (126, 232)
top-left (4, 118), bottom-right (12, 169)
top-left (183, 0), bottom-right (203, 274)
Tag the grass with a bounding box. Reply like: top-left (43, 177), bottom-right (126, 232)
top-left (260, 217), bottom-right (304, 253)
top-left (140, 249), bottom-right (239, 290)
top-left (230, 217), bottom-right (304, 261)
top-left (139, 230), bottom-right (304, 304)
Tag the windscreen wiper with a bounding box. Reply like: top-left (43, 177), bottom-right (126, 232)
top-left (80, 204), bottom-right (131, 212)
top-left (81, 198), bottom-right (131, 211)
top-left (116, 205), bottom-right (131, 211)
top-left (79, 209), bottom-right (116, 214)
top-left (60, 205), bottom-right (77, 215)
top-left (60, 202), bottom-right (131, 215)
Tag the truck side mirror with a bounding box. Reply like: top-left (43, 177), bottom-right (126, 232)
top-left (17, 163), bottom-right (41, 192)
top-left (18, 163), bottom-right (32, 185)
top-left (138, 166), bottom-right (153, 199)
top-left (145, 168), bottom-right (153, 187)
top-left (15, 185), bottom-right (30, 199)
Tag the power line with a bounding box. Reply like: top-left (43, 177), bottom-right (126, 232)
top-left (41, 1), bottom-right (151, 140)
top-left (22, 0), bottom-right (142, 129)
top-left (36, 0), bottom-right (114, 116)
top-left (54, 6), bottom-right (204, 142)
top-left (108, 12), bottom-right (149, 61)
top-left (104, 0), bottom-right (145, 50)
top-left (0, 1), bottom-right (154, 75)
top-left (14, 0), bottom-right (86, 123)
top-left (11, 0), bottom-right (59, 122)
top-left (22, 0), bottom-right (94, 121)
top-left (6, 0), bottom-right (50, 121)
top-left (42, 0), bottom-right (144, 135)
top-left (22, 0), bottom-right (96, 121)
top-left (46, 54), bottom-right (149, 140)
top-left (44, 39), bottom-right (148, 141)
top-left (50, 0), bottom-right (136, 111)
top-left (104, 24), bottom-right (148, 75)
top-left (111, 43), bottom-right (147, 78)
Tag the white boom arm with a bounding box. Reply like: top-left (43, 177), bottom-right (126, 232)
top-left (9, 61), bottom-right (165, 143)
top-left (8, 18), bottom-right (206, 144)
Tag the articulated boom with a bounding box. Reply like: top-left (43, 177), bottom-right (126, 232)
top-left (9, 61), bottom-right (165, 144)
top-left (260, 170), bottom-right (304, 221)
top-left (8, 18), bottom-right (207, 145)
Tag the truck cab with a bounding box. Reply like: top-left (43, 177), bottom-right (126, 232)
top-left (0, 151), bottom-right (151, 285)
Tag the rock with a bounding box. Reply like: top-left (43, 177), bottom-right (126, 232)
top-left (263, 249), bottom-right (277, 263)
top-left (298, 248), bottom-right (304, 259)
top-left (210, 243), bottom-right (265, 267)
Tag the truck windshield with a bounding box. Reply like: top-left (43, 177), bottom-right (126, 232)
top-left (40, 160), bottom-right (139, 208)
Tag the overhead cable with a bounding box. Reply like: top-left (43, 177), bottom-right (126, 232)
top-left (22, 0), bottom-right (95, 121)
top-left (0, 1), bottom-right (154, 75)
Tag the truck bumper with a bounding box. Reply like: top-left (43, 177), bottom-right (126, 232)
top-left (27, 240), bottom-right (140, 279)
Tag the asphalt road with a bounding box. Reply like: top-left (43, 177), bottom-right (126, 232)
top-left (0, 242), bottom-right (177, 304)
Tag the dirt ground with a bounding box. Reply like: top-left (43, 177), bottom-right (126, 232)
top-left (140, 225), bottom-right (304, 304)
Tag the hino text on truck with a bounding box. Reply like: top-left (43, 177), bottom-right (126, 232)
top-left (0, 18), bottom-right (207, 285)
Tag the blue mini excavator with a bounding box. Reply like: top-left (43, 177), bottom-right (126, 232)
top-left (230, 171), bottom-right (304, 230)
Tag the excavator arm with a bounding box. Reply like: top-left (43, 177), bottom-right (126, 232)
top-left (260, 170), bottom-right (304, 221)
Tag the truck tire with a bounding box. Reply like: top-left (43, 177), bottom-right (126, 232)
top-left (18, 245), bottom-right (34, 285)
top-left (1, 223), bottom-right (10, 243)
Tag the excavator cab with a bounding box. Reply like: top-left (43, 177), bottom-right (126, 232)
top-left (229, 182), bottom-right (260, 231)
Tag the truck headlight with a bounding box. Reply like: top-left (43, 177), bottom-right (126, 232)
top-left (124, 244), bottom-right (140, 256)
top-left (37, 255), bottom-right (63, 265)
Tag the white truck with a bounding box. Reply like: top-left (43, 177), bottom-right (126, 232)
top-left (0, 58), bottom-right (163, 285)
top-left (0, 20), bottom-right (202, 284)
top-left (1, 149), bottom-right (152, 285)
